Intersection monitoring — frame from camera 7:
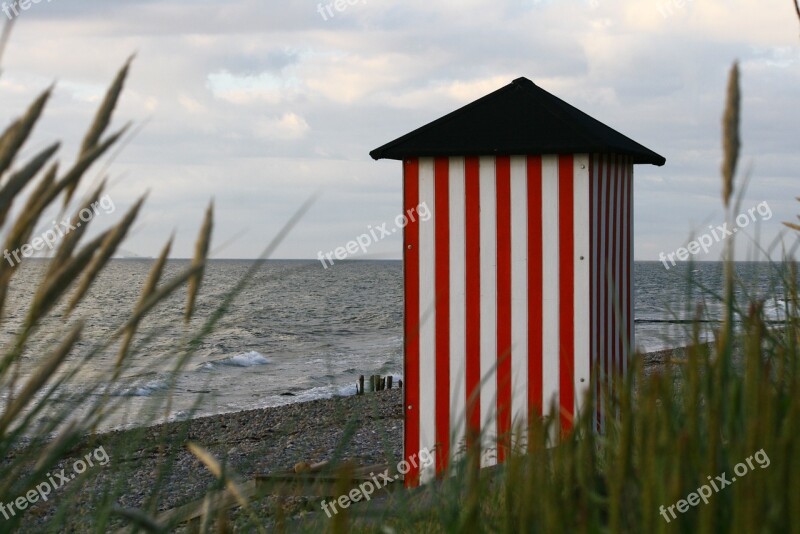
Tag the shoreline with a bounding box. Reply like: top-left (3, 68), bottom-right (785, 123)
top-left (12, 344), bottom-right (698, 530)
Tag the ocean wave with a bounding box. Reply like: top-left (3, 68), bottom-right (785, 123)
top-left (199, 351), bottom-right (270, 370)
top-left (112, 379), bottom-right (169, 397)
top-left (266, 384), bottom-right (357, 406)
top-left (763, 299), bottom-right (789, 322)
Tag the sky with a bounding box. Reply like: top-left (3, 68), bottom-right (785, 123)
top-left (0, 0), bottom-right (798, 262)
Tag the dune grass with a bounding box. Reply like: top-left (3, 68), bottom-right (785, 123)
top-left (0, 57), bottom-right (230, 532)
top-left (0, 51), bottom-right (318, 531)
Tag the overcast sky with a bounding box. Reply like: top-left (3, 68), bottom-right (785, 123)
top-left (0, 0), bottom-right (798, 261)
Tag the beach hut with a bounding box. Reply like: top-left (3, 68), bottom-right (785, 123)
top-left (370, 77), bottom-right (665, 486)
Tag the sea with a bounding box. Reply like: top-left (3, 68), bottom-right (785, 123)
top-left (0, 260), bottom-right (792, 431)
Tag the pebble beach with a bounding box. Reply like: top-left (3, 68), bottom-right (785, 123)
top-left (13, 390), bottom-right (402, 531)
top-left (10, 345), bottom-right (694, 531)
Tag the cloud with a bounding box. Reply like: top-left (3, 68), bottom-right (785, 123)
top-left (253, 112), bottom-right (310, 140)
top-left (178, 94), bottom-right (207, 114)
top-left (0, 0), bottom-right (795, 260)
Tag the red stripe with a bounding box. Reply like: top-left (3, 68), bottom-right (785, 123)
top-left (603, 156), bottom-right (612, 406)
top-left (611, 157), bottom-right (619, 393)
top-left (625, 159), bottom-right (633, 373)
top-left (590, 155), bottom-right (600, 430)
top-left (614, 157), bottom-right (625, 378)
top-left (434, 157), bottom-right (450, 476)
top-left (593, 154), bottom-right (604, 432)
top-left (617, 157), bottom-right (625, 377)
top-left (609, 158), bottom-right (616, 399)
top-left (621, 160), bottom-right (627, 374)
top-left (464, 157), bottom-right (481, 449)
top-left (618, 160), bottom-right (625, 374)
top-left (527, 156), bottom-right (543, 418)
top-left (495, 156), bottom-right (512, 462)
top-left (558, 155), bottom-right (575, 432)
top-left (403, 158), bottom-right (420, 487)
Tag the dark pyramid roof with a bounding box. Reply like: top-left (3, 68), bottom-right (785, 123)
top-left (370, 77), bottom-right (665, 166)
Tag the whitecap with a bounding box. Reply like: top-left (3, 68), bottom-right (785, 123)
top-left (199, 351), bottom-right (270, 370)
top-left (112, 379), bottom-right (169, 397)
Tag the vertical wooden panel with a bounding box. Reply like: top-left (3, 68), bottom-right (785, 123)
top-left (573, 155), bottom-right (591, 420)
top-left (478, 156), bottom-right (497, 466)
top-left (608, 156), bottom-right (619, 388)
top-left (510, 156), bottom-right (529, 441)
top-left (434, 157), bottom-right (450, 476)
top-left (418, 158), bottom-right (436, 483)
top-left (558, 155), bottom-right (575, 432)
top-left (449, 158), bottom-right (467, 466)
top-left (621, 157), bottom-right (630, 376)
top-left (614, 156), bottom-right (623, 378)
top-left (628, 160), bottom-right (635, 365)
top-left (464, 157), bottom-right (482, 448)
top-left (541, 156), bottom-right (560, 415)
top-left (590, 154), bottom-right (600, 429)
top-left (403, 158), bottom-right (420, 487)
top-left (527, 156), bottom-right (543, 418)
top-left (496, 156), bottom-right (512, 461)
top-left (602, 155), bottom-right (613, 416)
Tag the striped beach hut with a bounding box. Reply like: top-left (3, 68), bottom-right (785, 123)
top-left (370, 77), bottom-right (665, 486)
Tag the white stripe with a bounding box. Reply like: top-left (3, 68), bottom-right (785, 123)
top-left (541, 155), bottom-right (559, 414)
top-left (573, 155), bottom-right (591, 416)
top-left (478, 156), bottom-right (497, 467)
top-left (448, 157), bottom-right (467, 464)
top-left (509, 156), bottom-right (528, 443)
top-left (417, 158), bottom-right (436, 483)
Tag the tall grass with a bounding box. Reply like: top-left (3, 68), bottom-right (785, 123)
top-left (0, 47), bottom-right (320, 531)
top-left (0, 53), bottom-right (241, 532)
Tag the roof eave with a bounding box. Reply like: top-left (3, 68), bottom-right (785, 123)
top-left (371, 147), bottom-right (666, 166)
